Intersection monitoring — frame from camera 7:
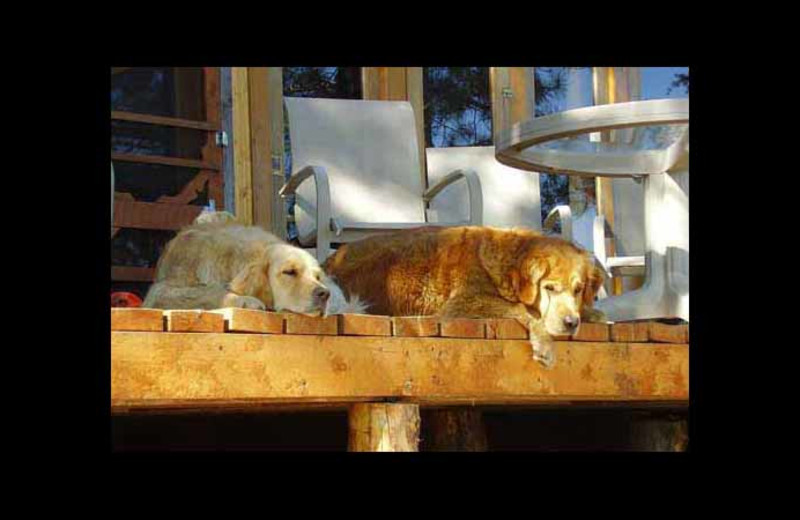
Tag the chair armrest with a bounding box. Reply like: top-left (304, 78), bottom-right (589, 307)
top-left (543, 204), bottom-right (572, 241)
top-left (423, 168), bottom-right (483, 225)
top-left (279, 165), bottom-right (335, 262)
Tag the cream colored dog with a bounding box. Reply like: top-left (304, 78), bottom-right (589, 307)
top-left (143, 212), bottom-right (366, 315)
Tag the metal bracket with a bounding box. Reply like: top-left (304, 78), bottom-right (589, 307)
top-left (215, 130), bottom-right (229, 147)
top-left (502, 88), bottom-right (513, 99)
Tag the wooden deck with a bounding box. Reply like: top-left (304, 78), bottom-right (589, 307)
top-left (111, 308), bottom-right (689, 414)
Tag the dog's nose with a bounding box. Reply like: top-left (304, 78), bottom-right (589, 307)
top-left (313, 287), bottom-right (330, 304)
top-left (563, 315), bottom-right (580, 331)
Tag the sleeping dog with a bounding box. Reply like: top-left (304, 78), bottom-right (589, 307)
top-left (143, 212), bottom-right (366, 316)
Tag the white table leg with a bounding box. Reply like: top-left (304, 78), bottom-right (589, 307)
top-left (594, 172), bottom-right (688, 322)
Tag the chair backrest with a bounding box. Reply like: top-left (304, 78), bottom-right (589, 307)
top-left (425, 146), bottom-right (542, 230)
top-left (284, 97), bottom-right (426, 241)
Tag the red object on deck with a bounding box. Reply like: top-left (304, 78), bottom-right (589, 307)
top-left (111, 292), bottom-right (143, 308)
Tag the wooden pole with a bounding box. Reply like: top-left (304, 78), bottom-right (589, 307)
top-left (348, 403), bottom-right (420, 452)
top-left (423, 408), bottom-right (488, 451)
top-left (231, 67), bottom-right (253, 225)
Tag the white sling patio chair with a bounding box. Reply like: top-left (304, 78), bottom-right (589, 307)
top-left (425, 145), bottom-right (572, 240)
top-left (280, 97), bottom-right (483, 263)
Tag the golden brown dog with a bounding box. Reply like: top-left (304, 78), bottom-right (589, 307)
top-left (143, 213), bottom-right (365, 315)
top-left (324, 226), bottom-right (605, 367)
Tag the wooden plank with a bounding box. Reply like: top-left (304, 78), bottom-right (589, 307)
top-left (338, 314), bottom-right (392, 336)
top-left (164, 310), bottom-right (225, 333)
top-left (231, 67), bottom-right (253, 225)
top-left (392, 316), bottom-right (440, 337)
top-left (111, 333), bottom-right (689, 410)
top-left (440, 318), bottom-right (486, 339)
top-left (348, 403), bottom-right (420, 452)
top-left (648, 322), bottom-right (689, 344)
top-left (111, 309), bottom-right (164, 331)
top-left (110, 152), bottom-right (219, 171)
top-left (210, 308), bottom-right (284, 334)
top-left (111, 111), bottom-right (218, 131)
top-left (284, 314), bottom-right (338, 335)
top-left (611, 322), bottom-right (650, 343)
top-left (111, 266), bottom-right (155, 282)
top-left (113, 198), bottom-right (202, 231)
top-left (485, 319), bottom-right (528, 340)
top-left (571, 322), bottom-right (610, 342)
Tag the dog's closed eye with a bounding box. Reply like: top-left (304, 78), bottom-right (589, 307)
top-left (283, 268), bottom-right (298, 277)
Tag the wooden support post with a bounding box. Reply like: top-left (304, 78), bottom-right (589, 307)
top-left (231, 67), bottom-right (253, 225)
top-left (628, 412), bottom-right (688, 452)
top-left (423, 408), bottom-right (488, 452)
top-left (348, 403), bottom-right (420, 452)
top-left (490, 67), bottom-right (535, 146)
top-left (247, 67), bottom-right (284, 234)
top-left (593, 67), bottom-right (643, 295)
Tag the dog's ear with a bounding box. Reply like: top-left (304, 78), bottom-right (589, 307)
top-left (518, 253), bottom-right (548, 307)
top-left (229, 253), bottom-right (274, 309)
top-left (583, 260), bottom-right (606, 308)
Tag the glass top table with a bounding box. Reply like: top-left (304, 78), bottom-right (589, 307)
top-left (495, 99), bottom-right (689, 322)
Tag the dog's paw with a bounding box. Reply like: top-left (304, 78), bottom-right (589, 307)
top-left (231, 295), bottom-right (266, 310)
top-left (530, 335), bottom-right (556, 369)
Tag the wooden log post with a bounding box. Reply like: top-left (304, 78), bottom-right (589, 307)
top-left (423, 408), bottom-right (488, 452)
top-left (628, 412), bottom-right (688, 452)
top-left (348, 403), bottom-right (420, 452)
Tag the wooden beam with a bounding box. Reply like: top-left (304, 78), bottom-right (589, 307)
top-left (111, 111), bottom-right (218, 131)
top-left (113, 198), bottom-right (202, 230)
top-left (231, 67), bottom-right (253, 225)
top-left (348, 403), bottom-right (420, 452)
top-left (247, 67), bottom-right (284, 234)
top-left (110, 153), bottom-right (219, 171)
top-left (111, 332), bottom-right (689, 412)
top-left (490, 67), bottom-right (535, 145)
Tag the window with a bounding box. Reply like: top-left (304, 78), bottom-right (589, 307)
top-left (111, 67), bottom-right (223, 299)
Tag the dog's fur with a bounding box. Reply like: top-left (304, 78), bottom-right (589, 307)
top-left (143, 213), bottom-right (366, 315)
top-left (324, 226), bottom-right (605, 367)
